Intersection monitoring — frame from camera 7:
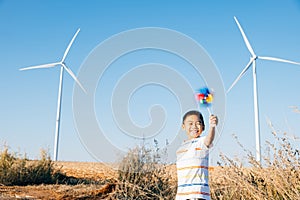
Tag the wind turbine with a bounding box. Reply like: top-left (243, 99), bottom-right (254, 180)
top-left (227, 16), bottom-right (300, 163)
top-left (20, 28), bottom-right (86, 161)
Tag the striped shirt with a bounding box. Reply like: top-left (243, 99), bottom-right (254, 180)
top-left (176, 136), bottom-right (211, 200)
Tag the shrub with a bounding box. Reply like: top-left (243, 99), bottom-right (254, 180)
top-left (0, 147), bottom-right (59, 185)
top-left (110, 143), bottom-right (177, 200)
top-left (210, 131), bottom-right (300, 200)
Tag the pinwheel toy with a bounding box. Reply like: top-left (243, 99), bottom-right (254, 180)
top-left (195, 87), bottom-right (214, 107)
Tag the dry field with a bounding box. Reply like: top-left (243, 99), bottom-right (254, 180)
top-left (1, 160), bottom-right (299, 199)
top-left (1, 132), bottom-right (299, 199)
top-left (0, 161), bottom-right (119, 199)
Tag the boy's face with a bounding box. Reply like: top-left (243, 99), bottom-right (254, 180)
top-left (182, 114), bottom-right (203, 140)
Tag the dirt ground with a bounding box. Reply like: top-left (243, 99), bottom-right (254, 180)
top-left (0, 161), bottom-right (118, 200)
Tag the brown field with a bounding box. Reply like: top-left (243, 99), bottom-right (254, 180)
top-left (1, 160), bottom-right (299, 199)
top-left (0, 161), bottom-right (120, 199)
top-left (1, 132), bottom-right (299, 199)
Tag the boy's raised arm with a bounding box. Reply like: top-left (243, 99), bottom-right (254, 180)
top-left (204, 115), bottom-right (218, 147)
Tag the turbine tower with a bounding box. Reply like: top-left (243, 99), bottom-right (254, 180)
top-left (227, 17), bottom-right (300, 163)
top-left (20, 28), bottom-right (86, 161)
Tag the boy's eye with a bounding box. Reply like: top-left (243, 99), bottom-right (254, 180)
top-left (187, 122), bottom-right (201, 126)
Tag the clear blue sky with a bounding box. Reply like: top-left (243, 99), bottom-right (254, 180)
top-left (1, 0), bottom-right (300, 165)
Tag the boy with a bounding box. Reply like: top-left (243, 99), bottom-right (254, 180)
top-left (176, 110), bottom-right (218, 200)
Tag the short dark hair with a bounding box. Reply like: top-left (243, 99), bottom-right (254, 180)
top-left (182, 110), bottom-right (205, 131)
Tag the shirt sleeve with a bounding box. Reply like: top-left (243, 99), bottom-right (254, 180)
top-left (199, 136), bottom-right (213, 150)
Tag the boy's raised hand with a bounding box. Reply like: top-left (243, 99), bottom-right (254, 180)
top-left (209, 115), bottom-right (218, 128)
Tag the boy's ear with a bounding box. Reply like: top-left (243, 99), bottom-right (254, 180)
top-left (182, 124), bottom-right (185, 130)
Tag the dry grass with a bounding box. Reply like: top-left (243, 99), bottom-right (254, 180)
top-left (0, 148), bottom-right (57, 186)
top-left (109, 145), bottom-right (177, 199)
top-left (210, 131), bottom-right (300, 200)
top-left (1, 129), bottom-right (299, 199)
top-left (0, 159), bottom-right (117, 199)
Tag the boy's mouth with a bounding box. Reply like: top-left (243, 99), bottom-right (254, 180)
top-left (189, 130), bottom-right (199, 137)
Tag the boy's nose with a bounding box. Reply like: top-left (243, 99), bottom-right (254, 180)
top-left (192, 123), bottom-right (198, 128)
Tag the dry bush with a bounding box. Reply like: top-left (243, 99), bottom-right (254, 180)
top-left (210, 131), bottom-right (300, 200)
top-left (0, 147), bottom-right (55, 185)
top-left (109, 144), bottom-right (177, 200)
top-left (0, 147), bottom-right (67, 186)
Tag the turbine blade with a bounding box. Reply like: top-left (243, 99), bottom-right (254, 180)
top-left (258, 56), bottom-right (300, 66)
top-left (234, 16), bottom-right (256, 57)
top-left (61, 28), bottom-right (80, 62)
top-left (19, 62), bottom-right (59, 71)
top-left (62, 63), bottom-right (86, 93)
top-left (227, 58), bottom-right (254, 93)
